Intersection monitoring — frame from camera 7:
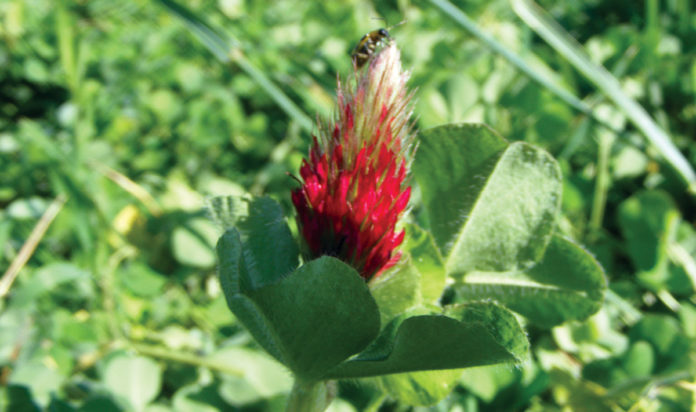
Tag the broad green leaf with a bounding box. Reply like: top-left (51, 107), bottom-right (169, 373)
top-left (10, 262), bottom-right (93, 308)
top-left (173, 384), bottom-right (228, 412)
top-left (680, 302), bottom-right (696, 338)
top-left (47, 397), bottom-right (75, 412)
top-left (119, 263), bottom-right (166, 298)
top-left (103, 355), bottom-right (161, 411)
top-left (217, 244), bottom-right (381, 381)
top-left (547, 369), bottom-right (619, 412)
top-left (370, 258), bottom-right (422, 325)
top-left (247, 257), bottom-right (380, 380)
top-left (628, 315), bottom-right (690, 362)
top-left (413, 124), bottom-right (562, 275)
top-left (172, 217), bottom-right (218, 268)
top-left (216, 229), bottom-right (285, 359)
top-left (207, 195), bottom-right (250, 232)
top-left (145, 404), bottom-right (171, 412)
top-left (6, 196), bottom-right (49, 219)
top-left (622, 341), bottom-right (654, 378)
top-left (369, 224), bottom-right (448, 324)
top-left (455, 235), bottom-right (606, 327)
top-left (227, 294), bottom-right (285, 362)
top-left (445, 141), bottom-right (561, 274)
top-left (79, 396), bottom-right (122, 412)
top-left (459, 364), bottom-right (518, 402)
top-left (376, 369), bottom-right (462, 406)
top-left (211, 347), bottom-right (292, 405)
top-left (325, 399), bottom-right (359, 412)
top-left (217, 229), bottom-right (246, 296)
top-left (413, 124), bottom-right (507, 255)
top-left (402, 224), bottom-right (446, 304)
top-left (325, 302), bottom-right (527, 379)
top-left (8, 361), bottom-right (63, 407)
top-left (237, 196), bottom-right (299, 288)
top-left (618, 190), bottom-right (680, 291)
top-left (1, 386), bottom-right (40, 412)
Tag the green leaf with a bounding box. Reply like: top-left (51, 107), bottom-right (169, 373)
top-left (369, 224), bottom-right (448, 324)
top-left (622, 341), bottom-right (654, 378)
top-left (119, 263), bottom-right (166, 298)
top-left (172, 217), bottom-right (218, 268)
top-left (8, 361), bottom-right (63, 407)
top-left (247, 257), bottom-right (379, 380)
top-left (207, 195), bottom-right (250, 232)
top-left (325, 302), bottom-right (527, 379)
top-left (6, 196), bottom-right (49, 219)
top-left (413, 124), bottom-right (562, 275)
top-left (103, 355), bottom-right (161, 411)
top-left (370, 259), bottom-right (422, 325)
top-left (413, 124), bottom-right (507, 255)
top-left (217, 240), bottom-right (381, 381)
top-left (446, 140), bottom-right (561, 273)
top-left (547, 369), bottom-right (620, 412)
top-left (237, 196), bottom-right (299, 289)
top-left (618, 190), bottom-right (680, 291)
top-left (217, 229), bottom-right (246, 296)
top-left (216, 196), bottom-right (379, 380)
top-left (628, 315), bottom-right (689, 361)
top-left (1, 386), bottom-right (40, 412)
top-left (10, 262), bottom-right (93, 308)
top-left (459, 364), bottom-right (518, 403)
top-left (173, 384), bottom-right (228, 412)
top-left (217, 229), bottom-right (285, 361)
top-left (402, 224), bottom-right (446, 304)
top-left (376, 369), bottom-right (462, 406)
top-left (455, 235), bottom-right (606, 327)
top-left (79, 396), bottom-right (122, 412)
top-left (211, 347), bottom-right (292, 406)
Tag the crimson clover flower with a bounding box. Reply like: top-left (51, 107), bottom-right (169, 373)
top-left (292, 43), bottom-right (416, 280)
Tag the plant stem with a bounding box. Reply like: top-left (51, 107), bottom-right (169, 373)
top-left (286, 380), bottom-right (335, 412)
top-left (0, 194), bottom-right (67, 297)
top-left (90, 162), bottom-right (163, 216)
top-left (589, 132), bottom-right (613, 237)
top-left (131, 342), bottom-right (244, 377)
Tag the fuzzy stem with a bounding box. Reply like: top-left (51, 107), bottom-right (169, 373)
top-left (286, 380), bottom-right (335, 412)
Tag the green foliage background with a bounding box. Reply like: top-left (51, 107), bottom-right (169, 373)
top-left (1, 0), bottom-right (695, 410)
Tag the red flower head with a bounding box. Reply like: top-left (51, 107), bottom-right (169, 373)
top-left (292, 43), bottom-right (415, 280)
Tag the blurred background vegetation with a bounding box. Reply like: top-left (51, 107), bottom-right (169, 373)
top-left (1, 0), bottom-right (695, 410)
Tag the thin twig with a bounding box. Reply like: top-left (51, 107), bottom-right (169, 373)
top-left (91, 162), bottom-right (163, 216)
top-left (102, 246), bottom-right (137, 340)
top-left (131, 342), bottom-right (244, 377)
top-left (0, 194), bottom-right (68, 297)
top-left (589, 132), bottom-right (614, 237)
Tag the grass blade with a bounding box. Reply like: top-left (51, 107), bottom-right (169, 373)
top-left (157, 0), bottom-right (235, 62)
top-left (156, 0), bottom-right (314, 133)
top-left (512, 0), bottom-right (696, 191)
top-left (428, 0), bottom-right (620, 135)
top-left (0, 195), bottom-right (68, 298)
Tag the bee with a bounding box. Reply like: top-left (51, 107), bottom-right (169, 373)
top-left (351, 28), bottom-right (392, 69)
